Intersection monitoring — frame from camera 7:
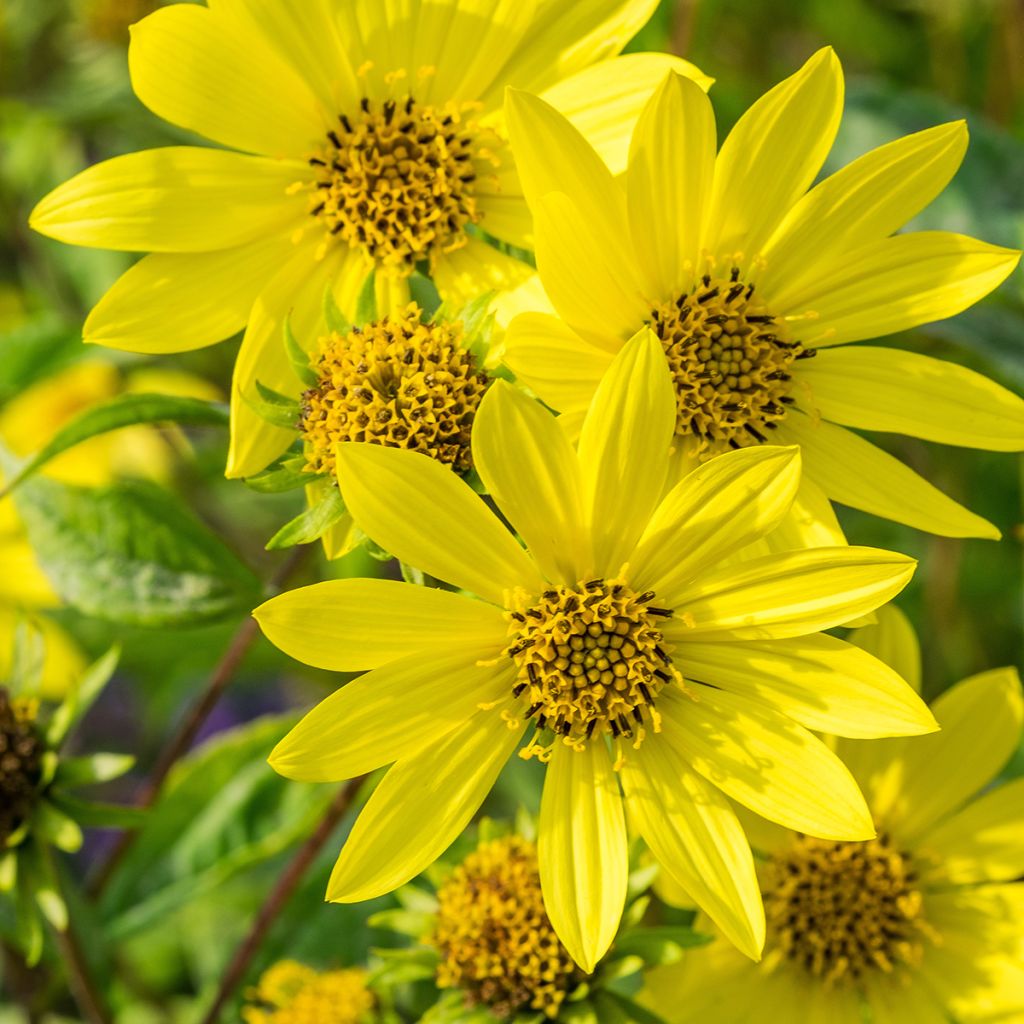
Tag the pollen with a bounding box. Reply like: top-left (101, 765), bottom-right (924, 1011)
top-left (0, 688), bottom-right (43, 845)
top-left (649, 266), bottom-right (815, 457)
top-left (763, 834), bottom-right (932, 988)
top-left (299, 303), bottom-right (489, 479)
top-left (241, 960), bottom-right (375, 1024)
top-left (504, 578), bottom-right (679, 755)
top-left (430, 835), bottom-right (581, 1020)
top-left (305, 93), bottom-right (484, 270)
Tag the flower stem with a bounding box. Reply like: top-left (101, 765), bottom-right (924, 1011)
top-left (88, 546), bottom-right (310, 898)
top-left (197, 777), bottom-right (367, 1024)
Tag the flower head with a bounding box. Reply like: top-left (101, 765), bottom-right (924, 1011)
top-left (242, 960), bottom-right (375, 1024)
top-left (29, 0), bottom-right (709, 478)
top-left (256, 331), bottom-right (934, 971)
top-left (641, 606), bottom-right (1024, 1022)
top-left (503, 49), bottom-right (1024, 542)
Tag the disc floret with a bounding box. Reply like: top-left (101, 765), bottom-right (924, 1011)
top-left (241, 960), bottom-right (375, 1024)
top-left (0, 688), bottom-right (43, 846)
top-left (299, 303), bottom-right (490, 479)
top-left (763, 834), bottom-right (931, 987)
top-left (504, 577), bottom-right (679, 756)
top-left (430, 835), bottom-right (581, 1020)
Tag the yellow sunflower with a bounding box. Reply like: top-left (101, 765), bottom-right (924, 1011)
top-left (242, 960), bottom-right (376, 1024)
top-left (503, 49), bottom-right (1024, 543)
top-left (28, 0), bottom-right (709, 479)
top-left (642, 606), bottom-right (1024, 1024)
top-left (255, 331), bottom-right (935, 971)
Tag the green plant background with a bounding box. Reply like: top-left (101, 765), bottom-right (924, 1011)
top-left (0, 0), bottom-right (1021, 1020)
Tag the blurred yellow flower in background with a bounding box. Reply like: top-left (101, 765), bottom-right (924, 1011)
top-left (642, 606), bottom-right (1024, 1024)
top-left (503, 49), bottom-right (1024, 544)
top-left (28, 0), bottom-right (709, 479)
top-left (256, 331), bottom-right (933, 973)
top-left (242, 960), bottom-right (375, 1024)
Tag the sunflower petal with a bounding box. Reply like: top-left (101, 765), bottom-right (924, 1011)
top-left (128, 4), bottom-right (326, 157)
top-left (334, 443), bottom-right (545, 603)
top-left (662, 546), bottom-right (914, 639)
top-left (621, 738), bottom-right (764, 959)
top-left (705, 48), bottom-right (844, 260)
top-left (661, 686), bottom-right (874, 840)
top-left (268, 649), bottom-right (512, 781)
top-left (847, 604), bottom-right (922, 693)
top-left (431, 237), bottom-right (533, 308)
top-left (798, 345), bottom-right (1024, 451)
top-left (776, 410), bottom-right (1000, 538)
top-left (539, 739), bottom-right (628, 972)
top-left (630, 445), bottom-right (801, 597)
top-left (578, 329), bottom-right (676, 575)
top-left (327, 705), bottom-right (524, 902)
top-left (254, 579), bottom-right (506, 672)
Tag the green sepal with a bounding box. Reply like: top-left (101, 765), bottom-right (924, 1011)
top-left (355, 269), bottom-right (378, 326)
top-left (461, 467), bottom-right (486, 494)
top-left (244, 454), bottom-right (312, 494)
top-left (0, 849), bottom-right (17, 891)
top-left (609, 926), bottom-right (712, 968)
top-left (49, 793), bottom-right (148, 829)
top-left (323, 285), bottom-right (352, 336)
top-left (15, 875), bottom-right (44, 966)
top-left (597, 954), bottom-right (644, 984)
top-left (367, 907), bottom-right (435, 937)
top-left (33, 802), bottom-right (83, 853)
top-left (34, 885), bottom-right (67, 932)
top-left (408, 272), bottom-right (441, 317)
top-left (362, 535), bottom-right (395, 562)
top-left (367, 946), bottom-right (438, 987)
top-left (55, 752), bottom-right (135, 788)
top-left (560, 1003), bottom-right (599, 1024)
top-left (39, 750), bottom-right (59, 787)
top-left (592, 990), bottom-right (669, 1024)
top-left (619, 894), bottom-right (650, 932)
top-left (47, 646), bottom-right (120, 747)
top-left (400, 562), bottom-right (426, 586)
top-left (265, 486), bottom-right (347, 550)
top-left (395, 884), bottom-right (439, 914)
top-left (242, 380), bottom-right (302, 430)
top-left (284, 314), bottom-right (320, 388)
top-left (626, 860), bottom-right (659, 902)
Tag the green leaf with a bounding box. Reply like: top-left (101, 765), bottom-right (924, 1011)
top-left (49, 795), bottom-right (148, 829)
top-left (55, 753), bottom-right (135, 788)
top-left (323, 286), bottom-right (352, 335)
top-left (244, 454), bottom-right (312, 494)
top-left (0, 394), bottom-right (229, 498)
top-left (47, 646), bottom-right (120, 747)
top-left (284, 314), bottom-right (320, 388)
top-left (13, 475), bottom-right (261, 627)
top-left (265, 485), bottom-right (346, 549)
top-left (355, 269), bottom-right (377, 325)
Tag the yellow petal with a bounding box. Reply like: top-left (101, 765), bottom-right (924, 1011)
top-left (544, 53), bottom-right (712, 178)
top-left (776, 232), bottom-right (1020, 348)
top-left (919, 777), bottom-right (1024, 885)
top-left (759, 121), bottom-right (968, 296)
top-left (532, 191), bottom-right (648, 345)
top-left (705, 48), bottom-right (844, 260)
top-left (864, 978), bottom-right (947, 1024)
top-left (0, 536), bottom-right (58, 607)
top-left (128, 4), bottom-right (326, 157)
top-left (621, 737), bottom-right (764, 960)
top-left (334, 443), bottom-right (545, 604)
top-left (627, 70), bottom-right (716, 296)
top-left (798, 345), bottom-right (1024, 451)
top-left (85, 234), bottom-right (290, 353)
top-left (481, 0), bottom-right (662, 103)
top-left (629, 445), bottom-right (801, 598)
top-left (872, 667), bottom-right (1023, 843)
top-left (676, 634), bottom-right (935, 738)
top-left (660, 686), bottom-right (875, 840)
top-left (662, 546), bottom-right (915, 640)
top-left (503, 313), bottom-right (612, 419)
top-left (472, 381), bottom-right (588, 583)
top-left (226, 244), bottom-right (360, 479)
top-left (254, 579), bottom-right (507, 672)
top-left (268, 649), bottom-right (512, 781)
top-left (539, 739), bottom-right (627, 972)
top-left (30, 148), bottom-right (306, 252)
top-left (847, 604), bottom-right (922, 693)
top-left (431, 237), bottom-right (533, 308)
top-left (578, 329), bottom-right (676, 575)
top-left (327, 704), bottom-right (524, 902)
top-left (776, 410), bottom-right (1000, 538)
top-left (0, 609), bottom-right (87, 702)
top-left (762, 475), bottom-right (846, 551)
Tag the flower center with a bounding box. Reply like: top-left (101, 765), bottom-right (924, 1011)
top-left (649, 267), bottom-right (815, 457)
top-left (306, 94), bottom-right (482, 269)
top-left (504, 578), bottom-right (676, 755)
top-left (299, 303), bottom-right (489, 479)
top-left (763, 834), bottom-right (930, 987)
top-left (431, 835), bottom-right (582, 1020)
top-left (0, 688), bottom-right (43, 846)
top-left (242, 960), bottom-right (374, 1024)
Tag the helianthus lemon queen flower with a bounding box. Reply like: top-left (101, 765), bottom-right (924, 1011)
top-left (28, 0), bottom-right (709, 480)
top-left (503, 48), bottom-right (1024, 543)
top-left (242, 960), bottom-right (377, 1024)
top-left (641, 608), bottom-right (1024, 1024)
top-left (255, 331), bottom-right (935, 972)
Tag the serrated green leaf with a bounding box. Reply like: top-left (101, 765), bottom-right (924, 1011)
top-left (0, 394), bottom-right (229, 498)
top-left (284, 314), bottom-right (320, 388)
top-left (265, 486), bottom-right (346, 550)
top-left (323, 286), bottom-right (352, 335)
top-left (13, 476), bottom-right (261, 627)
